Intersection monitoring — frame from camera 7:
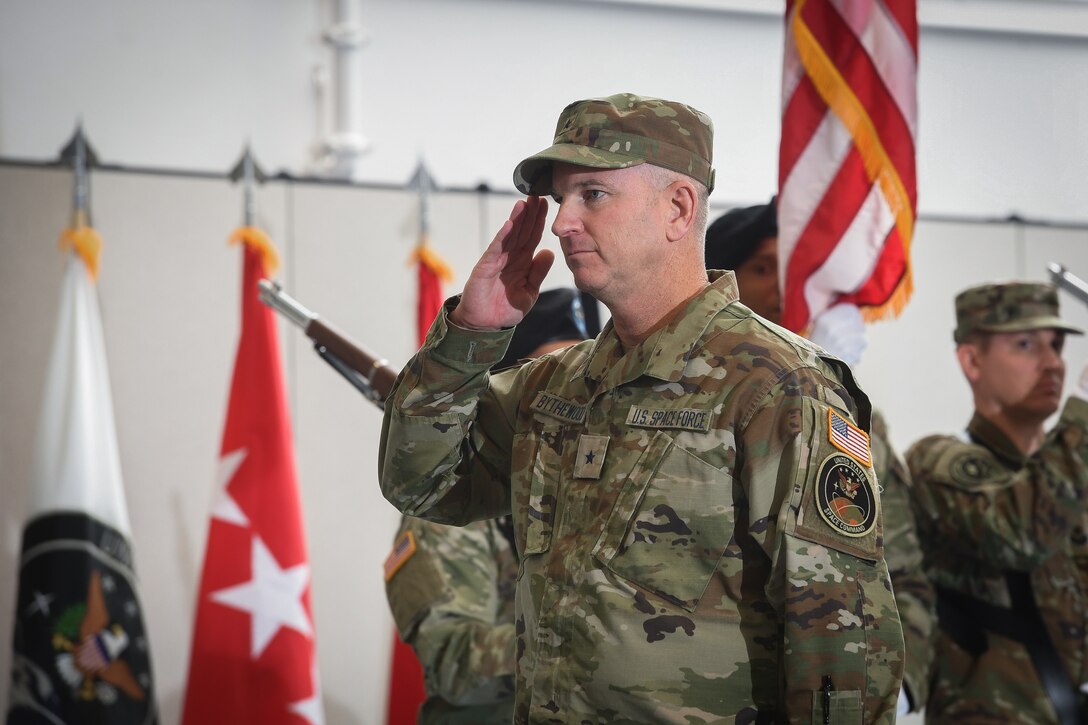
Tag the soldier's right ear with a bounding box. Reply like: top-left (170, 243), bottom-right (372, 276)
top-left (956, 343), bottom-right (983, 383)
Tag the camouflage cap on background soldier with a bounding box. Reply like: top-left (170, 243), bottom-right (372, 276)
top-left (513, 92), bottom-right (715, 196)
top-left (953, 281), bottom-right (1084, 343)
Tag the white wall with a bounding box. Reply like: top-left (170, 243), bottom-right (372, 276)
top-left (1, 0), bottom-right (1087, 221)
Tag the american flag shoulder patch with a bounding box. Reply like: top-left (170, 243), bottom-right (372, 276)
top-left (827, 408), bottom-right (872, 467)
top-left (383, 530), bottom-right (417, 582)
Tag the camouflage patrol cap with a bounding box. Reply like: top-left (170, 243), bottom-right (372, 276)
top-left (513, 93), bottom-right (715, 196)
top-left (953, 281), bottom-right (1083, 343)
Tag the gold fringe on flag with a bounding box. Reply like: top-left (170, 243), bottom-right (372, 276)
top-left (792, 0), bottom-right (915, 322)
top-left (407, 235), bottom-right (454, 282)
top-left (58, 225), bottom-right (103, 280)
top-left (861, 269), bottom-right (914, 324)
top-left (229, 226), bottom-right (280, 275)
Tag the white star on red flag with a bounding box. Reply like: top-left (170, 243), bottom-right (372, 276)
top-left (288, 656), bottom-right (325, 725)
top-left (210, 535), bottom-right (313, 658)
top-left (212, 448), bottom-right (249, 526)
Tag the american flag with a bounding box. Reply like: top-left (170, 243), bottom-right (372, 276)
top-left (778, 0), bottom-right (918, 334)
top-left (383, 530), bottom-right (417, 582)
top-left (829, 409), bottom-right (872, 467)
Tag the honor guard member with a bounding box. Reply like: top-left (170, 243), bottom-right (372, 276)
top-left (384, 289), bottom-right (589, 725)
top-left (379, 93), bottom-right (905, 723)
top-left (907, 282), bottom-right (1088, 724)
top-left (706, 199), bottom-right (936, 715)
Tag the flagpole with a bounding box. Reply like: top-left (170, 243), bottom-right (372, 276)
top-left (57, 122), bottom-right (104, 278)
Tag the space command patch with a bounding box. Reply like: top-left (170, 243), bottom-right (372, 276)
top-left (815, 454), bottom-right (877, 538)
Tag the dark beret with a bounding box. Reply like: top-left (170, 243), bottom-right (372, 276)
top-left (704, 197), bottom-right (777, 271)
top-left (495, 288), bottom-right (590, 371)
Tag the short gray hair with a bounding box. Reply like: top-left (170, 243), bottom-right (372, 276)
top-left (642, 165), bottom-right (709, 238)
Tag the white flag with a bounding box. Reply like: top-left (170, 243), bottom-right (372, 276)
top-left (7, 253), bottom-right (159, 724)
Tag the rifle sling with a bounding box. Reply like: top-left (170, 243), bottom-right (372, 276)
top-left (936, 574), bottom-right (1081, 724)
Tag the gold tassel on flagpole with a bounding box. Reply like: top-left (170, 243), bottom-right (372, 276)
top-left (229, 226), bottom-right (281, 275)
top-left (58, 210), bottom-right (103, 280)
top-left (407, 236), bottom-right (454, 283)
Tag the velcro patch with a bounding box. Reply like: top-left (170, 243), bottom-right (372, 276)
top-left (828, 409), bottom-right (872, 467)
top-left (383, 530), bottom-right (416, 582)
top-left (530, 392), bottom-right (587, 424)
top-left (950, 453), bottom-right (995, 485)
top-left (815, 454), bottom-right (877, 538)
top-left (626, 406), bottom-right (712, 433)
top-left (574, 435), bottom-right (609, 479)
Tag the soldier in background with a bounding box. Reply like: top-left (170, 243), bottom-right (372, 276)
top-left (379, 93), bottom-right (904, 722)
top-left (705, 199), bottom-right (936, 715)
top-left (907, 282), bottom-right (1087, 724)
top-left (383, 289), bottom-right (589, 724)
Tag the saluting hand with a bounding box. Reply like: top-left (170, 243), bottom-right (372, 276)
top-left (451, 196), bottom-right (554, 330)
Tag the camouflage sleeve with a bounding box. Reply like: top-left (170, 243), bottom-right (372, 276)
top-left (906, 396), bottom-right (1088, 571)
top-left (378, 299), bottom-right (522, 524)
top-left (384, 517), bottom-right (516, 706)
top-left (742, 367), bottom-right (903, 724)
top-left (870, 411), bottom-right (935, 712)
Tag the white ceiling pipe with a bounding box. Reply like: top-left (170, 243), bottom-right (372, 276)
top-left (318, 0), bottom-right (370, 178)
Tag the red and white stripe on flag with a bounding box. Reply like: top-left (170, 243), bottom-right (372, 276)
top-left (778, 0), bottom-right (918, 333)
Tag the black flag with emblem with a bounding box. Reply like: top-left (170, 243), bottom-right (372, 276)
top-left (7, 252), bottom-right (158, 725)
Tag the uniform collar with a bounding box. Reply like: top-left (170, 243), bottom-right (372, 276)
top-left (966, 412), bottom-right (1027, 467)
top-left (577, 271), bottom-right (740, 390)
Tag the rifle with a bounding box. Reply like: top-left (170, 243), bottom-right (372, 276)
top-left (257, 279), bottom-right (399, 408)
top-left (1048, 263), bottom-right (1088, 307)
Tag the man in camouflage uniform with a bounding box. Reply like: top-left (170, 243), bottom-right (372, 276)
top-left (386, 514), bottom-right (518, 724)
top-left (379, 93), bottom-right (904, 723)
top-left (384, 289), bottom-right (589, 724)
top-left (706, 200), bottom-right (936, 715)
top-left (907, 282), bottom-right (1088, 724)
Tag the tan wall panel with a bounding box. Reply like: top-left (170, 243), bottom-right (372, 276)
top-left (4, 163), bottom-right (1088, 724)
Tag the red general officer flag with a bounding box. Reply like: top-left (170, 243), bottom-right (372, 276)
top-left (182, 228), bottom-right (323, 725)
top-left (410, 241), bottom-right (453, 348)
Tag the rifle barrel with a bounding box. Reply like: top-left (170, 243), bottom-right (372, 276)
top-left (308, 318), bottom-right (398, 401)
top-left (1048, 263), bottom-right (1088, 305)
top-left (257, 279), bottom-right (314, 329)
top-left (257, 278), bottom-right (399, 402)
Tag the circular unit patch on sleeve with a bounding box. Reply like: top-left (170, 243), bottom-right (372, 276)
top-left (815, 453), bottom-right (877, 538)
top-left (949, 453), bottom-right (994, 485)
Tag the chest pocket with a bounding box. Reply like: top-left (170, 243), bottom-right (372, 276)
top-left (592, 430), bottom-right (735, 611)
top-left (510, 421), bottom-right (565, 557)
